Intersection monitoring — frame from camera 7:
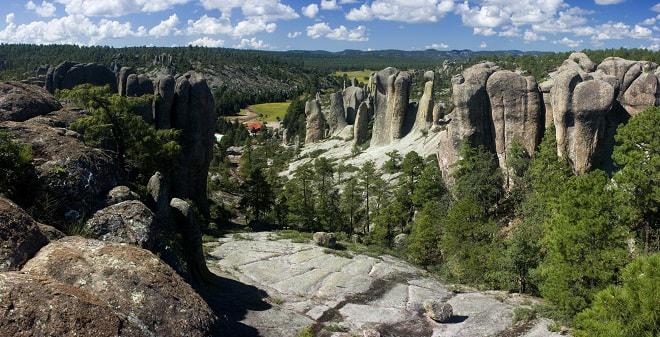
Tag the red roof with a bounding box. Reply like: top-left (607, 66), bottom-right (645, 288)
top-left (245, 121), bottom-right (264, 131)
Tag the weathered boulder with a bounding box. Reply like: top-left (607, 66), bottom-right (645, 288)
top-left (370, 67), bottom-right (399, 146)
top-left (551, 69), bottom-right (582, 159)
top-left (153, 74), bottom-right (175, 129)
top-left (423, 300), bottom-right (453, 323)
top-left (0, 82), bottom-right (62, 122)
top-left (105, 185), bottom-right (139, 206)
top-left (327, 91), bottom-right (347, 135)
top-left (343, 86), bottom-right (365, 124)
top-left (171, 71), bottom-right (217, 214)
top-left (432, 102), bottom-right (445, 125)
top-left (125, 73), bottom-right (154, 97)
top-left (0, 197), bottom-right (48, 271)
top-left (621, 72), bottom-right (659, 116)
top-left (47, 61), bottom-right (117, 94)
top-left (393, 233), bottom-right (408, 249)
top-left (486, 70), bottom-right (543, 187)
top-left (170, 198), bottom-right (211, 280)
top-left (86, 200), bottom-right (156, 248)
top-left (22, 236), bottom-right (218, 337)
top-left (313, 232), bottom-right (336, 248)
top-left (354, 100), bottom-right (371, 145)
top-left (570, 80), bottom-right (615, 174)
top-left (0, 121), bottom-right (121, 228)
top-left (567, 52), bottom-right (596, 73)
top-left (539, 80), bottom-right (555, 129)
top-left (387, 71), bottom-right (412, 141)
top-left (25, 107), bottom-right (87, 128)
top-left (117, 66), bottom-right (135, 96)
top-left (0, 272), bottom-right (143, 337)
top-left (304, 99), bottom-right (325, 143)
top-left (412, 72), bottom-right (435, 134)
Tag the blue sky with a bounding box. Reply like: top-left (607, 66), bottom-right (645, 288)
top-left (0, 0), bottom-right (658, 51)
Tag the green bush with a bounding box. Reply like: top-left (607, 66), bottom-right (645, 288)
top-left (574, 253), bottom-right (659, 337)
top-left (0, 131), bottom-right (33, 198)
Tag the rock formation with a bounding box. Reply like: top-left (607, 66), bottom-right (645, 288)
top-left (125, 73), bottom-right (154, 97)
top-left (327, 91), bottom-right (347, 135)
top-left (621, 72), bottom-right (659, 116)
top-left (46, 61), bottom-right (117, 94)
top-left (354, 100), bottom-right (371, 145)
top-left (370, 67), bottom-right (399, 146)
top-left (105, 185), bottom-right (139, 206)
top-left (86, 200), bottom-right (156, 248)
top-left (343, 85), bottom-right (365, 124)
top-left (486, 70), bottom-right (543, 187)
top-left (171, 71), bottom-right (217, 214)
top-left (22, 236), bottom-right (218, 337)
top-left (117, 66), bottom-right (135, 96)
top-left (0, 197), bottom-right (48, 272)
top-left (551, 69), bottom-right (583, 160)
top-left (412, 71), bottom-right (435, 134)
top-left (305, 98), bottom-right (324, 143)
top-left (371, 69), bottom-right (412, 145)
top-left (153, 74), bottom-right (175, 129)
top-left (0, 82), bottom-right (62, 122)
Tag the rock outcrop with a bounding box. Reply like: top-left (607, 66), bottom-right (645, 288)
top-left (621, 72), bottom-right (659, 116)
top-left (22, 236), bottom-right (218, 337)
top-left (153, 74), bottom-right (175, 129)
top-left (0, 121), bottom-right (121, 228)
top-left (46, 61), bottom-right (117, 94)
top-left (0, 82), bottom-right (62, 122)
top-left (105, 185), bottom-right (139, 206)
top-left (305, 98), bottom-right (324, 143)
top-left (117, 66), bottom-right (135, 96)
top-left (371, 70), bottom-right (412, 145)
top-left (86, 200), bottom-right (156, 248)
top-left (354, 100), bottom-right (371, 145)
top-left (0, 197), bottom-right (48, 271)
top-left (0, 272), bottom-right (143, 337)
top-left (171, 71), bottom-right (217, 214)
top-left (327, 91), bottom-right (347, 135)
top-left (412, 71), bottom-right (435, 134)
top-left (551, 69), bottom-right (583, 160)
top-left (125, 73), bottom-right (154, 97)
top-left (343, 85), bottom-right (365, 124)
top-left (370, 67), bottom-right (399, 146)
top-left (486, 70), bottom-right (543, 187)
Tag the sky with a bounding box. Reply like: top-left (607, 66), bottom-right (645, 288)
top-left (0, 0), bottom-right (658, 51)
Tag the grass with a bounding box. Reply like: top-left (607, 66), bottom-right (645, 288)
top-left (333, 69), bottom-right (373, 83)
top-left (246, 102), bottom-right (290, 122)
top-left (323, 324), bottom-right (349, 332)
top-left (275, 230), bottom-right (312, 243)
top-left (295, 326), bottom-right (314, 337)
top-left (323, 248), bottom-right (353, 259)
top-left (513, 307), bottom-right (538, 324)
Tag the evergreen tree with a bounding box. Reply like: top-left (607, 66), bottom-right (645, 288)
top-left (574, 253), bottom-right (659, 337)
top-left (407, 201), bottom-right (443, 267)
top-left (383, 150), bottom-right (402, 174)
top-left (358, 161), bottom-right (379, 233)
top-left (314, 157), bottom-right (339, 231)
top-left (537, 171), bottom-right (630, 316)
top-left (0, 131), bottom-right (33, 201)
top-left (453, 142), bottom-right (504, 210)
top-left (339, 177), bottom-right (363, 234)
top-left (285, 163), bottom-right (316, 231)
top-left (239, 168), bottom-right (274, 227)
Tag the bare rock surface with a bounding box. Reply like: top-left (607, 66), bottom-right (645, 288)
top-left (86, 200), bottom-right (156, 248)
top-left (305, 99), bottom-right (325, 143)
top-left (23, 236), bottom-right (218, 337)
top-left (0, 197), bottom-right (48, 271)
top-left (206, 232), bottom-right (560, 337)
top-left (0, 82), bottom-right (62, 122)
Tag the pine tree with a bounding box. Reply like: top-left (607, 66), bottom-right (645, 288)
top-left (407, 201), bottom-right (443, 267)
top-left (239, 168), bottom-right (274, 227)
top-left (339, 177), bottom-right (363, 234)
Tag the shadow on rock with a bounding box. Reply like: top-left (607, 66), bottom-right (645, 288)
top-left (444, 315), bottom-right (469, 324)
top-left (202, 272), bottom-right (272, 337)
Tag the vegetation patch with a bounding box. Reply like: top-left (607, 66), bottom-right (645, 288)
top-left (245, 102), bottom-right (290, 122)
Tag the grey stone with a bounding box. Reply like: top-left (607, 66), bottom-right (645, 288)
top-left (117, 66), bottom-right (135, 96)
top-left (305, 99), bottom-right (324, 143)
top-left (313, 232), bottom-right (337, 248)
top-left (153, 74), bottom-right (175, 129)
top-left (106, 185), bottom-right (139, 206)
top-left (551, 69), bottom-right (582, 159)
top-left (86, 200), bottom-right (156, 248)
top-left (48, 61), bottom-right (117, 93)
top-left (343, 86), bottom-right (365, 124)
top-left (423, 300), bottom-right (453, 323)
top-left (413, 79), bottom-right (435, 134)
top-left (621, 72), bottom-right (659, 116)
top-left (328, 91), bottom-right (347, 135)
top-left (125, 73), bottom-right (154, 97)
top-left (0, 197), bottom-right (48, 272)
top-left (0, 82), bottom-right (62, 122)
top-left (354, 101), bottom-right (371, 145)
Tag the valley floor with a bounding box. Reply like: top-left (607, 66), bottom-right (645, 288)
top-left (204, 232), bottom-right (563, 337)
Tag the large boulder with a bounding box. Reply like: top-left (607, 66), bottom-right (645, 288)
top-left (0, 121), bottom-right (121, 229)
top-left (171, 71), bottom-right (217, 214)
top-left (105, 185), bottom-right (139, 206)
top-left (153, 74), bottom-right (175, 129)
top-left (0, 272), bottom-right (143, 337)
top-left (370, 67), bottom-right (399, 146)
top-left (0, 197), bottom-right (48, 271)
top-left (486, 70), bottom-right (543, 187)
top-left (621, 72), bottom-right (659, 116)
top-left (570, 80), bottom-right (615, 174)
top-left (551, 69), bottom-right (583, 159)
top-left (566, 52), bottom-right (596, 73)
top-left (327, 91), bottom-right (347, 135)
top-left (125, 73), bottom-right (154, 97)
top-left (0, 82), bottom-right (62, 122)
top-left (354, 100), bottom-right (371, 145)
top-left (169, 198), bottom-right (211, 281)
top-left (387, 71), bottom-right (412, 141)
top-left (117, 66), bottom-right (135, 96)
top-left (412, 71), bottom-right (435, 134)
top-left (47, 61), bottom-right (118, 94)
top-left (423, 300), bottom-right (453, 323)
top-left (313, 232), bottom-right (336, 248)
top-left (85, 200), bottom-right (156, 248)
top-left (22, 236), bottom-right (218, 337)
top-left (343, 85), bottom-right (365, 124)
top-left (304, 99), bottom-right (324, 143)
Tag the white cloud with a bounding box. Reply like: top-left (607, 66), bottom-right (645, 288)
top-left (287, 31), bottom-right (301, 38)
top-left (54, 0), bottom-right (190, 17)
top-left (480, 41), bottom-right (487, 48)
top-left (189, 36), bottom-right (224, 47)
top-left (185, 15), bottom-right (276, 38)
top-left (653, 3), bottom-right (660, 12)
top-left (594, 0), bottom-right (624, 4)
top-left (643, 43), bottom-right (659, 51)
top-left (456, 0), bottom-right (566, 29)
top-left (425, 42), bottom-right (449, 49)
top-left (474, 27), bottom-right (496, 36)
top-left (320, 0), bottom-right (339, 10)
top-left (149, 14), bottom-right (179, 37)
top-left (0, 14), bottom-right (141, 45)
top-left (306, 22), bottom-right (368, 41)
top-left (6, 13), bottom-right (15, 24)
top-left (592, 22), bottom-right (653, 41)
top-left (200, 0), bottom-right (299, 22)
top-left (346, 0), bottom-right (455, 23)
top-left (234, 37), bottom-right (270, 49)
top-left (302, 4), bottom-right (319, 18)
top-left (523, 30), bottom-right (546, 42)
top-left (232, 18), bottom-right (277, 37)
top-left (26, 1), bottom-right (57, 17)
top-left (554, 37), bottom-right (582, 48)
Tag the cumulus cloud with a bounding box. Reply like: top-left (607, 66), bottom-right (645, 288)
top-left (234, 37), bottom-right (270, 49)
top-left (189, 36), bottom-right (224, 47)
top-left (346, 0), bottom-right (454, 23)
top-left (654, 3), bottom-right (660, 12)
top-left (594, 0), bottom-right (625, 4)
top-left (302, 4), bottom-right (319, 18)
top-left (425, 42), bottom-right (449, 49)
top-left (200, 0), bottom-right (299, 22)
top-left (54, 0), bottom-right (190, 17)
top-left (287, 31), bottom-right (301, 38)
top-left (306, 22), bottom-right (368, 41)
top-left (0, 14), bottom-right (141, 44)
top-left (26, 1), bottom-right (57, 17)
top-left (149, 14), bottom-right (180, 37)
top-left (6, 13), bottom-right (15, 24)
top-left (480, 41), bottom-right (487, 48)
top-left (320, 0), bottom-right (339, 10)
top-left (185, 15), bottom-right (275, 38)
top-left (523, 30), bottom-right (546, 42)
top-left (554, 37), bottom-right (582, 48)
